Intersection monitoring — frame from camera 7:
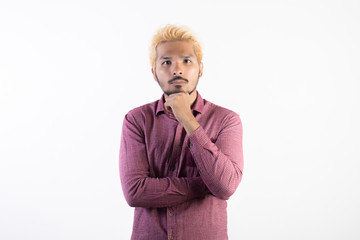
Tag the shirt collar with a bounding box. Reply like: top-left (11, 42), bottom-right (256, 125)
top-left (155, 91), bottom-right (204, 116)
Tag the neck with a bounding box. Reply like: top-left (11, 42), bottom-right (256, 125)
top-left (188, 90), bottom-right (198, 106)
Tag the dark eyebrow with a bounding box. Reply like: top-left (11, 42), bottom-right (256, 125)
top-left (160, 56), bottom-right (172, 60)
top-left (181, 55), bottom-right (194, 58)
top-left (159, 55), bottom-right (194, 60)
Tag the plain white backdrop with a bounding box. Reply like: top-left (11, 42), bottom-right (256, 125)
top-left (1, 0), bottom-right (359, 239)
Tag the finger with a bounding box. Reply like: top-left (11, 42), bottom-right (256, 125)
top-left (170, 92), bottom-right (186, 97)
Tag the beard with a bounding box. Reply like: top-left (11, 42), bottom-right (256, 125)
top-left (163, 85), bottom-right (197, 96)
top-left (155, 72), bottom-right (200, 96)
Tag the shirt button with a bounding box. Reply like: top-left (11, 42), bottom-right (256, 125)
top-left (188, 143), bottom-right (193, 147)
top-left (169, 212), bottom-right (173, 217)
top-left (199, 168), bottom-right (203, 173)
top-left (169, 236), bottom-right (174, 240)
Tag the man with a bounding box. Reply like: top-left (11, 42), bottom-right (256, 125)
top-left (119, 25), bottom-right (243, 240)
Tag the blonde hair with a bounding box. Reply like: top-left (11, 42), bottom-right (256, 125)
top-left (149, 24), bottom-right (203, 69)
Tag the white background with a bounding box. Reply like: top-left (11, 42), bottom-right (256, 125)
top-left (1, 0), bottom-right (359, 239)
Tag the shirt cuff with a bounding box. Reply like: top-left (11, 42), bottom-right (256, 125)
top-left (186, 177), bottom-right (207, 200)
top-left (188, 126), bottom-right (211, 148)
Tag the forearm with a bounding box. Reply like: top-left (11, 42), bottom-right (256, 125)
top-left (120, 174), bottom-right (207, 208)
top-left (188, 117), bottom-right (243, 200)
top-left (180, 113), bottom-right (201, 135)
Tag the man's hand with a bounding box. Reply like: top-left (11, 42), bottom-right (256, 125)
top-left (164, 92), bottom-right (200, 135)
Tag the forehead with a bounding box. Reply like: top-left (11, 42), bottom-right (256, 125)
top-left (156, 41), bottom-right (195, 59)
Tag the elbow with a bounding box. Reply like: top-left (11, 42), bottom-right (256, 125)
top-left (214, 187), bottom-right (236, 200)
top-left (124, 187), bottom-right (146, 207)
top-left (212, 172), bottom-right (243, 200)
top-left (124, 187), bottom-right (150, 208)
top-left (125, 194), bottom-right (140, 207)
top-left (121, 179), bottom-right (146, 208)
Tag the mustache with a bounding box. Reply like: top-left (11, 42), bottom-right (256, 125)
top-left (168, 76), bottom-right (189, 84)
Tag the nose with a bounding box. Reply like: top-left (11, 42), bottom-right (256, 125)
top-left (172, 63), bottom-right (183, 75)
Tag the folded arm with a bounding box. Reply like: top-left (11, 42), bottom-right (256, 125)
top-left (119, 113), bottom-right (207, 208)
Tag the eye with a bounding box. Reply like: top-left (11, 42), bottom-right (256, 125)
top-left (162, 60), bottom-right (171, 65)
top-left (184, 59), bottom-right (191, 63)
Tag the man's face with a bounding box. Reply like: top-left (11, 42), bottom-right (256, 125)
top-left (152, 41), bottom-right (203, 96)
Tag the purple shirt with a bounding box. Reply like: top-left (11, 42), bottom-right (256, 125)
top-left (119, 92), bottom-right (243, 240)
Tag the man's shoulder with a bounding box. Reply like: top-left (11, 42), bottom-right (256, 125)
top-left (202, 99), bottom-right (242, 129)
top-left (125, 99), bottom-right (159, 120)
top-left (203, 99), bottom-right (239, 118)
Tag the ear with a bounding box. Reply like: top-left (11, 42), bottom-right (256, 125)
top-left (198, 62), bottom-right (204, 78)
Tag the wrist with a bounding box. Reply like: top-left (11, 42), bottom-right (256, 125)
top-left (181, 117), bottom-right (200, 135)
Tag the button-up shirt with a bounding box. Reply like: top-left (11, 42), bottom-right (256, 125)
top-left (119, 92), bottom-right (243, 240)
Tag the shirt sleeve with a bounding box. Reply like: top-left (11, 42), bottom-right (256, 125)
top-left (119, 113), bottom-right (207, 208)
top-left (188, 112), bottom-right (244, 200)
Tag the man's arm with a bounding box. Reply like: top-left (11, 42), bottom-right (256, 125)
top-left (188, 113), bottom-right (243, 200)
top-left (165, 92), bottom-right (243, 200)
top-left (119, 113), bottom-right (208, 208)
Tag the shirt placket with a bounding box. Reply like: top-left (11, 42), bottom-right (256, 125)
top-left (167, 206), bottom-right (176, 240)
top-left (169, 122), bottom-right (184, 172)
top-left (167, 122), bottom-right (183, 239)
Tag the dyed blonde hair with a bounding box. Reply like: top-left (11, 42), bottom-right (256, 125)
top-left (149, 24), bottom-right (203, 69)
